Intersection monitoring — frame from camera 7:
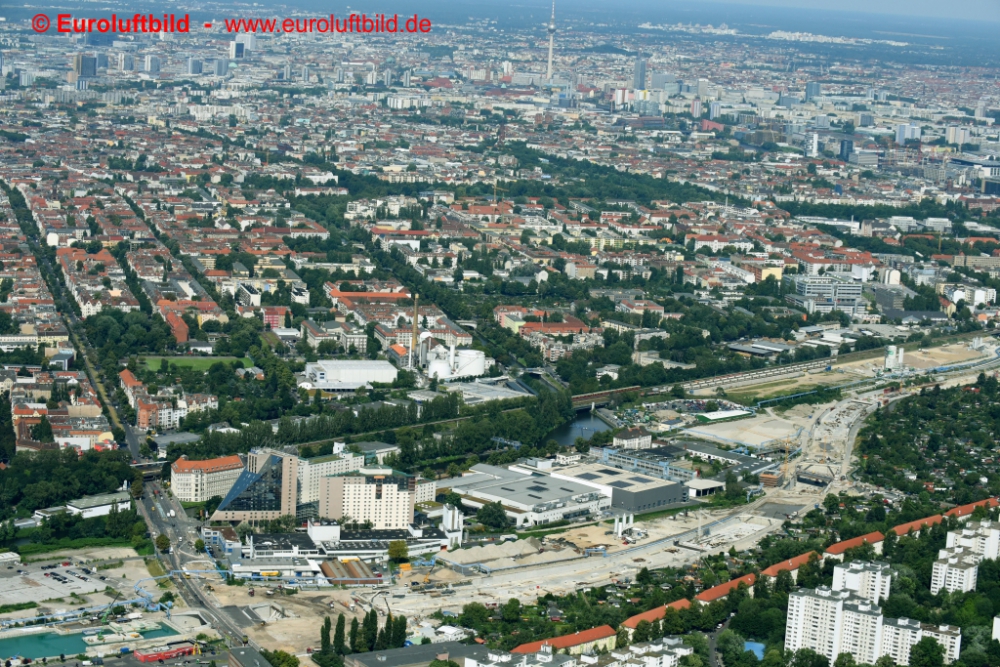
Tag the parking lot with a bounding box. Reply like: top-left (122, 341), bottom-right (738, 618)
top-left (0, 562), bottom-right (116, 607)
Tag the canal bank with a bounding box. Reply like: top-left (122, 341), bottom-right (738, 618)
top-left (0, 621), bottom-right (183, 661)
top-left (547, 410), bottom-right (616, 446)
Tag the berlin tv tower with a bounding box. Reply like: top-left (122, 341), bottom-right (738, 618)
top-left (546, 0), bottom-right (556, 82)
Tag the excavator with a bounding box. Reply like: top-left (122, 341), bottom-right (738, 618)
top-left (99, 591), bottom-right (123, 624)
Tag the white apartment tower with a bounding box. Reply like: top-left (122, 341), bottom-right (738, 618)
top-left (833, 561), bottom-right (893, 604)
top-left (931, 547), bottom-right (980, 595)
top-left (318, 467), bottom-right (415, 529)
top-left (788, 565), bottom-right (963, 665)
top-left (786, 587), bottom-right (853, 660)
top-left (296, 451), bottom-right (365, 505)
top-left (946, 520), bottom-right (1000, 559)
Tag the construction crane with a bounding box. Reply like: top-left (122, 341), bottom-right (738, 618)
top-left (492, 181), bottom-right (506, 206)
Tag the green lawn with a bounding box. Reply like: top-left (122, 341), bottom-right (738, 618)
top-left (143, 356), bottom-right (253, 371)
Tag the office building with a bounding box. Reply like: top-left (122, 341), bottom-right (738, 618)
top-left (318, 467), bottom-right (415, 529)
top-left (229, 41), bottom-right (245, 59)
top-left (170, 455), bottom-right (244, 503)
top-left (849, 150), bottom-right (879, 167)
top-left (212, 449), bottom-right (299, 522)
top-left (840, 139), bottom-right (854, 162)
top-left (785, 275), bottom-right (863, 301)
top-left (633, 54), bottom-right (646, 90)
top-left (805, 81), bottom-right (821, 101)
top-left (833, 561), bottom-right (892, 604)
top-left (650, 72), bottom-right (675, 90)
top-left (186, 58), bottom-right (202, 75)
top-left (73, 54), bottom-right (97, 78)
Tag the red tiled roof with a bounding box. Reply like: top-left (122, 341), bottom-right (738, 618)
top-left (891, 515), bottom-right (943, 536)
top-left (945, 498), bottom-right (999, 519)
top-left (171, 455), bottom-right (243, 474)
top-left (622, 599), bottom-right (691, 629)
top-left (511, 625), bottom-right (616, 654)
top-left (695, 573), bottom-right (755, 602)
top-left (119, 369), bottom-right (142, 388)
top-left (825, 531), bottom-right (884, 555)
top-left (761, 551), bottom-right (820, 577)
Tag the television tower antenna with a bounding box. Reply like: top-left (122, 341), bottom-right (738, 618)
top-left (546, 0), bottom-right (556, 83)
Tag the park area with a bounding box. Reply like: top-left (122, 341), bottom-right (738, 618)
top-left (142, 356), bottom-right (253, 371)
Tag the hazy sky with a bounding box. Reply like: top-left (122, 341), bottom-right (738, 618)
top-left (692, 0), bottom-right (1000, 21)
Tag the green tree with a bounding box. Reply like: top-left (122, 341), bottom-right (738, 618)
top-left (334, 613), bottom-right (346, 654)
top-left (502, 598), bottom-right (521, 622)
top-left (262, 650), bottom-right (299, 667)
top-left (194, 539), bottom-right (205, 552)
top-left (388, 540), bottom-right (409, 562)
top-left (349, 617), bottom-right (360, 653)
top-left (910, 637), bottom-right (945, 667)
top-left (155, 534), bottom-right (170, 552)
top-left (633, 620), bottom-right (653, 642)
top-left (476, 501), bottom-right (511, 530)
top-left (321, 616), bottom-right (332, 653)
top-left (31, 416), bottom-right (54, 443)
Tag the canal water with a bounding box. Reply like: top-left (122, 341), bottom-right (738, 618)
top-left (548, 412), bottom-right (612, 446)
top-left (0, 626), bottom-right (177, 660)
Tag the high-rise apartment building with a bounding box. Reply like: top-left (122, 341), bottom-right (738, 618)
top-left (787, 565), bottom-right (962, 665)
top-left (931, 546), bottom-right (980, 595)
top-left (319, 467), bottom-right (415, 530)
top-left (946, 520), bottom-right (1000, 559)
top-left (833, 561), bottom-right (893, 604)
top-left (805, 81), bottom-right (821, 101)
top-left (296, 451), bottom-right (365, 506)
top-left (896, 123), bottom-right (921, 145)
top-left (186, 58), bottom-right (202, 75)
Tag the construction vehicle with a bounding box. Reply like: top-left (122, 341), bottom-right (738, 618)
top-left (100, 591), bottom-right (123, 623)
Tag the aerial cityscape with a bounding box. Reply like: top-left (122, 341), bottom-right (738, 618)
top-left (2, 2), bottom-right (1000, 667)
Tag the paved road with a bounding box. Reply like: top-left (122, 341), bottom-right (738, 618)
top-left (134, 482), bottom-right (249, 646)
